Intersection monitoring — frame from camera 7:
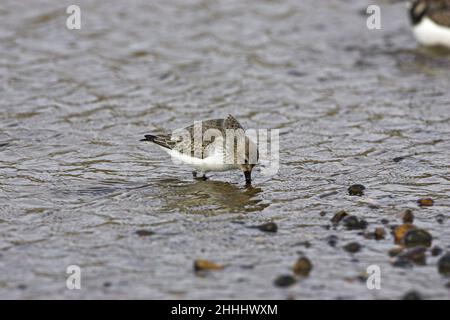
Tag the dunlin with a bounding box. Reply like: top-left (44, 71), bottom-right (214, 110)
top-left (140, 115), bottom-right (258, 185)
top-left (408, 0), bottom-right (450, 48)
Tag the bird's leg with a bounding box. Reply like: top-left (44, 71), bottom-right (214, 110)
top-left (244, 171), bottom-right (252, 186)
top-left (193, 171), bottom-right (208, 181)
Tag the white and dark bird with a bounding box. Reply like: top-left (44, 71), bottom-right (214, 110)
top-left (408, 0), bottom-right (450, 48)
top-left (140, 115), bottom-right (258, 185)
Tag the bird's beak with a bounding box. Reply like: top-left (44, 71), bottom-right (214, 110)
top-left (244, 171), bottom-right (252, 185)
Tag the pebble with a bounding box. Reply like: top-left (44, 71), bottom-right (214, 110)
top-left (402, 291), bottom-right (422, 300)
top-left (248, 222), bottom-right (278, 233)
top-left (135, 230), bottom-right (155, 237)
top-left (273, 275), bottom-right (296, 287)
top-left (256, 222), bottom-right (278, 233)
top-left (327, 235), bottom-right (339, 247)
top-left (294, 241), bottom-right (311, 248)
top-left (365, 227), bottom-right (385, 240)
top-left (342, 215), bottom-right (368, 230)
top-left (319, 191), bottom-right (338, 199)
top-left (395, 247), bottom-right (427, 266)
top-left (393, 156), bottom-right (406, 163)
top-left (194, 259), bottom-right (225, 272)
top-left (374, 227), bottom-right (386, 240)
top-left (392, 256), bottom-right (413, 268)
top-left (393, 223), bottom-right (416, 244)
top-left (343, 242), bottom-right (361, 253)
top-left (431, 246), bottom-right (443, 257)
top-left (348, 184), bottom-right (365, 196)
top-left (388, 247), bottom-right (403, 257)
top-left (401, 210), bottom-right (414, 223)
top-left (437, 253), bottom-right (450, 276)
top-left (287, 70), bottom-right (306, 77)
top-left (417, 198), bottom-right (434, 207)
top-left (356, 272), bottom-right (369, 282)
top-left (403, 229), bottom-right (432, 248)
top-left (292, 257), bottom-right (313, 277)
top-left (331, 211), bottom-right (348, 224)
top-left (436, 214), bottom-right (444, 224)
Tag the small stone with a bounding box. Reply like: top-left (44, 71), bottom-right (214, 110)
top-left (356, 272), bottom-right (369, 282)
top-left (396, 247), bottom-right (427, 266)
top-left (401, 210), bottom-right (414, 223)
top-left (319, 191), bottom-right (338, 199)
top-left (393, 223), bottom-right (416, 244)
top-left (403, 229), bottom-right (432, 248)
top-left (194, 259), bottom-right (225, 272)
top-left (287, 70), bottom-right (306, 77)
top-left (343, 242), bottom-right (361, 253)
top-left (327, 235), bottom-right (338, 247)
top-left (135, 229), bottom-right (155, 237)
top-left (331, 211), bottom-right (348, 224)
top-left (256, 222), bottom-right (278, 233)
top-left (374, 227), bottom-right (386, 240)
top-left (402, 291), bottom-right (422, 300)
top-left (365, 227), bottom-right (385, 240)
top-left (388, 247), bottom-right (404, 257)
top-left (380, 219), bottom-right (389, 225)
top-left (273, 275), bottom-right (296, 287)
top-left (348, 184), bottom-right (365, 196)
top-left (342, 215), bottom-right (368, 230)
top-left (295, 241), bottom-right (311, 248)
top-left (437, 253), bottom-right (450, 276)
top-left (319, 211), bottom-right (327, 217)
top-left (436, 214), bottom-right (444, 224)
top-left (431, 246), bottom-right (443, 257)
top-left (417, 198), bottom-right (434, 207)
top-left (392, 256), bottom-right (413, 268)
top-left (393, 156), bottom-right (405, 163)
top-left (292, 257), bottom-right (313, 277)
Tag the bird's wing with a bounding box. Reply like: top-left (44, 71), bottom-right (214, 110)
top-left (141, 115), bottom-right (243, 159)
top-left (223, 114), bottom-right (244, 130)
top-left (177, 118), bottom-right (226, 159)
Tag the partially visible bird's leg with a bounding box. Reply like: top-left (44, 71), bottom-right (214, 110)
top-left (194, 171), bottom-right (208, 181)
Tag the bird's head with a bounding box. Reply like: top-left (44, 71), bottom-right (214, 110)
top-left (408, 0), bottom-right (429, 25)
top-left (238, 136), bottom-right (259, 185)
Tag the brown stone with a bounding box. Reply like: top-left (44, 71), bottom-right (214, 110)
top-left (292, 257), bottom-right (313, 277)
top-left (194, 260), bottom-right (224, 272)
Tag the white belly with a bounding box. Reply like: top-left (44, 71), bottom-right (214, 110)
top-left (166, 148), bottom-right (237, 173)
top-left (413, 17), bottom-right (450, 48)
